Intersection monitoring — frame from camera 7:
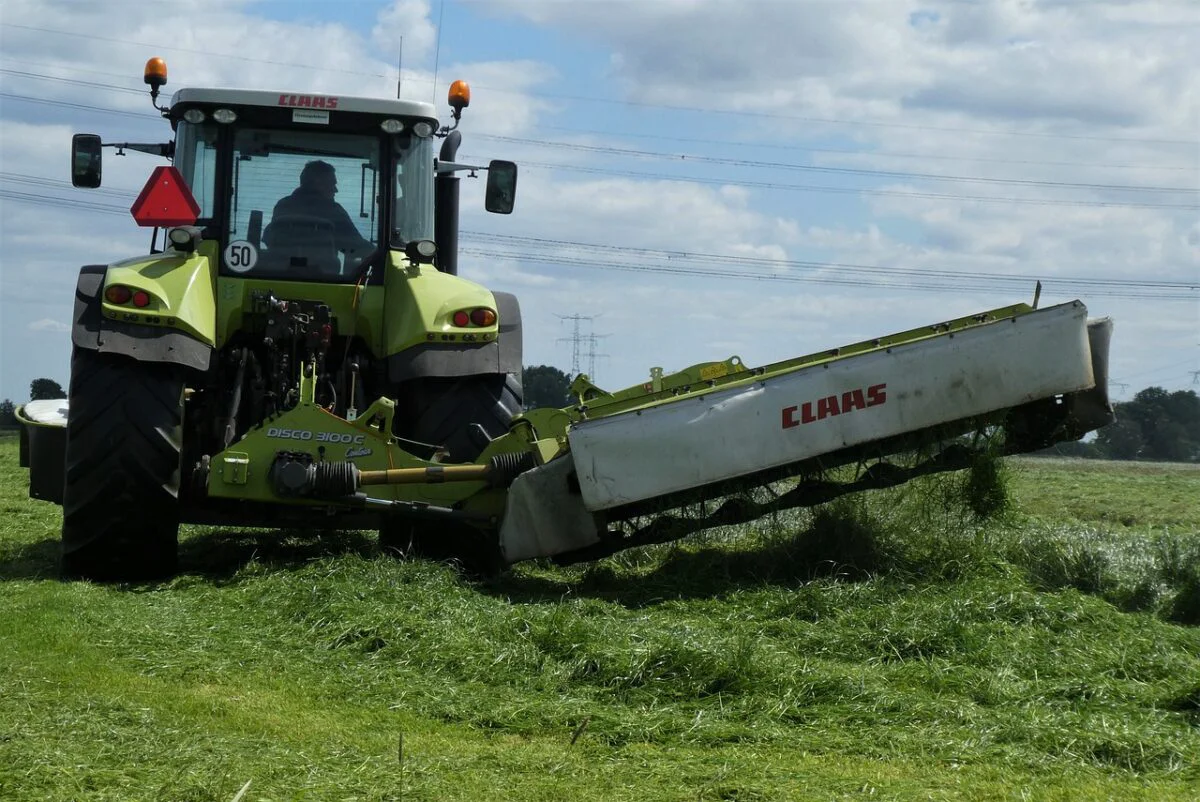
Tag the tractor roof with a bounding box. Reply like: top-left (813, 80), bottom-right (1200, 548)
top-left (170, 88), bottom-right (438, 121)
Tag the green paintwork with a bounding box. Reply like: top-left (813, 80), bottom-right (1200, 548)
top-left (382, 253), bottom-right (499, 356)
top-left (100, 241), bottom-right (219, 345)
top-left (205, 358), bottom-right (531, 522)
top-left (212, 252), bottom-right (499, 358)
top-left (214, 276), bottom-right (387, 352)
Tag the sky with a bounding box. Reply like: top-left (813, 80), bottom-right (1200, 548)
top-left (1, 0), bottom-right (1197, 404)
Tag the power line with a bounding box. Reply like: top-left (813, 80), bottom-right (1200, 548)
top-left (4, 22), bottom-right (1195, 147)
top-left (0, 68), bottom-right (145, 96)
top-left (462, 231), bottom-right (1198, 291)
top-left (0, 188), bottom-right (129, 215)
top-left (533, 124), bottom-right (1196, 173)
top-left (0, 23), bottom-right (390, 78)
top-left (0, 171), bottom-right (143, 198)
top-left (475, 134), bottom-right (1197, 195)
top-left (462, 247), bottom-right (1196, 302)
top-left (0, 92), bottom-right (156, 120)
top-left (505, 159), bottom-right (1200, 211)
top-left (11, 83), bottom-right (1190, 212)
top-left (1112, 358), bottom-right (1200, 383)
top-left (0, 56), bottom-right (143, 83)
top-left (3, 174), bottom-right (1192, 299)
top-left (2, 198), bottom-right (1189, 303)
top-left (8, 66), bottom-right (1193, 196)
top-left (473, 88), bottom-right (1197, 148)
top-left (5, 58), bottom-right (1192, 175)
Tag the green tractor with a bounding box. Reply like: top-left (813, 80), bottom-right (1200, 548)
top-left (49, 59), bottom-right (527, 579)
top-left (18, 58), bottom-right (1116, 583)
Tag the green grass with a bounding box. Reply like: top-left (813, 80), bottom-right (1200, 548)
top-left (1010, 457), bottom-right (1200, 531)
top-left (1, 437), bottom-right (1198, 800)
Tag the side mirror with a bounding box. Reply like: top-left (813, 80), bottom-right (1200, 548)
top-left (72, 134), bottom-right (103, 188)
top-left (485, 160), bottom-right (517, 214)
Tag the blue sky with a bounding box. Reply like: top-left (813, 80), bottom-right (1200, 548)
top-left (1, 0), bottom-right (1197, 403)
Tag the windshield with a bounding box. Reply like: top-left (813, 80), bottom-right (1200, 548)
top-left (227, 128), bottom-right (382, 281)
top-left (174, 121), bottom-right (218, 219)
top-left (394, 133), bottom-right (434, 245)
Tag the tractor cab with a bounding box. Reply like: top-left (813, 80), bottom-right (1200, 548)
top-left (71, 59), bottom-right (515, 284)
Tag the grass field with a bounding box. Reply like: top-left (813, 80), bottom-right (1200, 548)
top-left (1, 433), bottom-right (1197, 801)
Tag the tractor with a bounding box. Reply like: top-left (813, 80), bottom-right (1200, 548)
top-left (17, 58), bottom-right (1116, 581)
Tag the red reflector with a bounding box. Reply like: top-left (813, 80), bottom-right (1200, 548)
top-left (132, 291), bottom-right (151, 308)
top-left (104, 285), bottom-right (132, 304)
top-left (130, 166), bottom-right (200, 227)
top-left (452, 310), bottom-right (470, 328)
top-left (470, 308), bottom-right (496, 327)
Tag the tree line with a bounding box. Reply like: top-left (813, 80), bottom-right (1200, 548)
top-left (1063, 386), bottom-right (1200, 463)
top-left (4, 371), bottom-right (1196, 464)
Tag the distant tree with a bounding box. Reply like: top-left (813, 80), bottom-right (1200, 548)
top-left (0, 399), bottom-right (15, 427)
top-left (30, 378), bottom-right (66, 401)
top-left (1095, 418), bottom-right (1144, 460)
top-left (1095, 386), bottom-right (1200, 462)
top-left (523, 365), bottom-right (573, 409)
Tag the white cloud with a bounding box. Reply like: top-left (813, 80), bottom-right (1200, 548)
top-left (486, 0), bottom-right (1199, 138)
top-left (469, 0), bottom-right (1199, 396)
top-left (28, 319), bottom-right (70, 333)
top-left (2, 0), bottom-right (1196, 403)
top-left (372, 0), bottom-right (438, 64)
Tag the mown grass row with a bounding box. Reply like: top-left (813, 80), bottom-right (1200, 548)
top-left (1, 438), bottom-right (1198, 800)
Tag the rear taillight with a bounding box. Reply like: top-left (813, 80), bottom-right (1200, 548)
top-left (131, 291), bottom-right (151, 308)
top-left (450, 307), bottom-right (497, 328)
top-left (104, 285), bottom-right (132, 304)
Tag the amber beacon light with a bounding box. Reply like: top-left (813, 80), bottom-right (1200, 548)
top-left (144, 57), bottom-right (168, 90)
top-left (448, 80), bottom-right (471, 112)
top-left (144, 57), bottom-right (169, 110)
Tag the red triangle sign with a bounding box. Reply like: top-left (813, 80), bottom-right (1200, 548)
top-left (130, 166), bottom-right (201, 227)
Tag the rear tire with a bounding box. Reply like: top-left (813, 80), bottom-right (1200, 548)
top-left (61, 349), bottom-right (185, 581)
top-left (397, 373), bottom-right (523, 463)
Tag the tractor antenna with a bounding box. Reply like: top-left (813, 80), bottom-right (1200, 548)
top-left (396, 36), bottom-right (403, 99)
top-left (432, 0), bottom-right (446, 105)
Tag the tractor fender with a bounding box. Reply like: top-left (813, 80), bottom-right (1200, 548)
top-left (72, 264), bottom-right (212, 372)
top-left (386, 290), bottom-right (522, 382)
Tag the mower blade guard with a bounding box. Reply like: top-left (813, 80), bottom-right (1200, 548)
top-left (567, 301), bottom-right (1107, 513)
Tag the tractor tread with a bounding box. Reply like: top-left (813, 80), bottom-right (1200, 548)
top-left (60, 349), bottom-right (184, 581)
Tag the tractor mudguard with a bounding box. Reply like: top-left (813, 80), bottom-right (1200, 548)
top-left (386, 290), bottom-right (522, 382)
top-left (72, 263), bottom-right (212, 372)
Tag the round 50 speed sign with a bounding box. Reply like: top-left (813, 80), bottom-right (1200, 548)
top-left (223, 240), bottom-right (258, 273)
